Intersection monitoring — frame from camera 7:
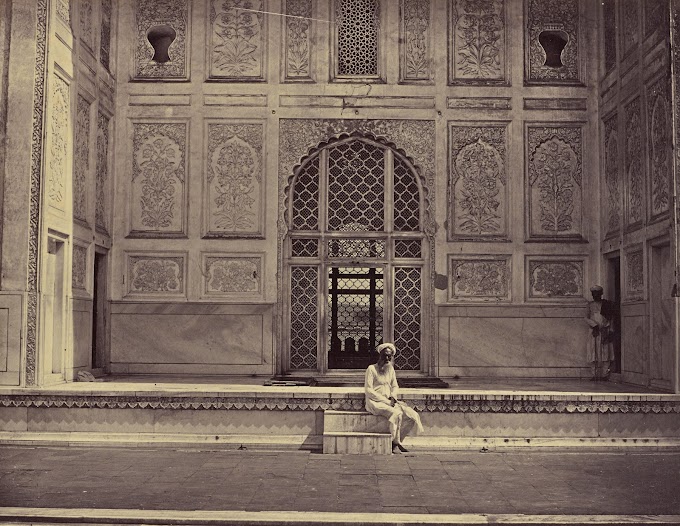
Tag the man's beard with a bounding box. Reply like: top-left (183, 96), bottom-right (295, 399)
top-left (377, 361), bottom-right (394, 374)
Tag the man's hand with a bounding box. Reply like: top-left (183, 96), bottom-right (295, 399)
top-left (390, 396), bottom-right (398, 406)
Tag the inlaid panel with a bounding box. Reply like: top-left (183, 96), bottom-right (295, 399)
top-left (526, 256), bottom-right (585, 301)
top-left (449, 255), bottom-right (511, 301)
top-left (401, 0), bottom-right (432, 82)
top-left (646, 75), bottom-right (672, 222)
top-left (624, 97), bottom-right (644, 230)
top-left (283, 0), bottom-right (313, 81)
top-left (202, 253), bottom-right (263, 298)
top-left (125, 253), bottom-right (186, 298)
top-left (602, 113), bottom-right (620, 238)
top-left (625, 247), bottom-right (644, 301)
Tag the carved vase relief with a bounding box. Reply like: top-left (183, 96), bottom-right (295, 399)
top-left (626, 250), bottom-right (644, 300)
top-left (95, 111), bottom-right (109, 233)
top-left (621, 0), bottom-right (639, 58)
top-left (450, 257), bottom-right (510, 300)
top-left (79, 0), bottom-right (94, 50)
top-left (209, 0), bottom-right (266, 80)
top-left (647, 76), bottom-right (671, 221)
top-left (528, 259), bottom-right (583, 299)
top-left (127, 255), bottom-right (185, 296)
top-left (401, 0), bottom-right (432, 82)
top-left (204, 256), bottom-right (261, 295)
top-left (74, 95), bottom-right (90, 224)
top-left (603, 0), bottom-right (616, 72)
top-left (525, 0), bottom-right (581, 84)
top-left (206, 122), bottom-right (263, 237)
top-left (135, 0), bottom-right (188, 79)
top-left (72, 245), bottom-right (88, 291)
top-left (603, 114), bottom-right (620, 237)
top-left (131, 123), bottom-right (187, 237)
top-left (527, 125), bottom-right (583, 240)
top-left (284, 0), bottom-right (313, 80)
top-left (48, 74), bottom-right (69, 211)
top-left (449, 124), bottom-right (507, 239)
top-left (625, 97), bottom-right (643, 228)
top-left (450, 0), bottom-right (505, 84)
top-left (100, 0), bottom-right (111, 70)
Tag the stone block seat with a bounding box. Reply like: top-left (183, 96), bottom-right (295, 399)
top-left (322, 410), bottom-right (392, 454)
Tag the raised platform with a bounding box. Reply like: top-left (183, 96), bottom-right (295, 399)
top-left (1, 376), bottom-right (679, 451)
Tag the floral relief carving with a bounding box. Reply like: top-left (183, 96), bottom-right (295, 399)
top-left (95, 111), bottom-right (109, 232)
top-left (402, 0), bottom-right (431, 81)
top-left (625, 97), bottom-right (643, 227)
top-left (48, 75), bottom-right (69, 210)
top-left (528, 260), bottom-right (583, 299)
top-left (450, 0), bottom-right (505, 83)
top-left (526, 0), bottom-right (580, 84)
top-left (648, 77), bottom-right (671, 220)
top-left (206, 123), bottom-right (263, 237)
top-left (210, 0), bottom-right (266, 79)
top-left (131, 123), bottom-right (186, 236)
top-left (72, 245), bottom-right (88, 290)
top-left (100, 0), bottom-right (111, 70)
top-left (135, 0), bottom-right (188, 79)
top-left (621, 0), bottom-right (639, 57)
top-left (450, 258), bottom-right (509, 299)
top-left (449, 125), bottom-right (507, 238)
top-left (284, 0), bottom-right (312, 80)
top-left (128, 256), bottom-right (184, 295)
top-left (603, 114), bottom-right (620, 236)
top-left (626, 250), bottom-right (644, 299)
top-left (79, 0), bottom-right (94, 50)
top-left (603, 0), bottom-right (616, 71)
top-left (205, 257), bottom-right (261, 294)
top-left (74, 95), bottom-right (90, 223)
top-left (57, 0), bottom-right (71, 27)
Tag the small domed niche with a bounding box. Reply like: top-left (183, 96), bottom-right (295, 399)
top-left (538, 30), bottom-right (569, 68)
top-left (147, 25), bottom-right (176, 64)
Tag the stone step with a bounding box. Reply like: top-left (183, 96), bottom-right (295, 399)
top-left (322, 431), bottom-right (392, 454)
top-left (323, 410), bottom-right (390, 433)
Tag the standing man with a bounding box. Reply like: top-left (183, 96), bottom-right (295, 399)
top-left (584, 285), bottom-right (616, 381)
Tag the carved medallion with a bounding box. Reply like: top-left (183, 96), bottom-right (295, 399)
top-left (527, 259), bottom-right (584, 299)
top-left (48, 74), bottom-right (69, 211)
top-left (95, 111), bottom-right (109, 233)
top-left (402, 0), bottom-right (432, 82)
top-left (626, 249), bottom-right (644, 300)
top-left (74, 95), bottom-right (90, 224)
top-left (625, 97), bottom-right (643, 228)
top-left (127, 254), bottom-right (185, 296)
top-left (647, 76), bottom-right (671, 221)
top-left (449, 257), bottom-right (510, 300)
top-left (72, 245), bottom-right (88, 290)
top-left (284, 0), bottom-right (313, 80)
top-left (204, 256), bottom-right (262, 296)
top-left (603, 114), bottom-right (620, 237)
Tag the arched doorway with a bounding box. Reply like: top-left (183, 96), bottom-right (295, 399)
top-left (284, 134), bottom-right (428, 374)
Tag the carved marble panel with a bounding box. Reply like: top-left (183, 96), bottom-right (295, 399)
top-left (95, 111), bottom-right (109, 233)
top-left (624, 97), bottom-right (644, 229)
top-left (100, 0), bottom-right (111, 70)
top-left (401, 0), bottom-right (432, 82)
top-left (56, 0), bottom-right (71, 27)
top-left (47, 74), bottom-right (69, 212)
top-left (450, 0), bottom-right (506, 84)
top-left (202, 254), bottom-right (263, 297)
top-left (645, 0), bottom-right (668, 38)
top-left (603, 0), bottom-right (616, 72)
top-left (130, 122), bottom-right (187, 237)
top-left (526, 257), bottom-right (584, 300)
top-left (73, 95), bottom-right (90, 224)
top-left (205, 122), bottom-right (264, 238)
top-left (646, 75), bottom-right (672, 222)
top-left (209, 0), bottom-right (266, 80)
top-left (283, 0), bottom-right (313, 81)
top-left (72, 244), bottom-right (88, 291)
top-left (449, 255), bottom-right (510, 301)
top-left (448, 123), bottom-right (508, 240)
top-left (525, 0), bottom-right (582, 85)
top-left (603, 113), bottom-right (620, 238)
top-left (126, 253), bottom-right (186, 297)
top-left (135, 0), bottom-right (189, 79)
top-left (79, 0), bottom-right (94, 51)
top-left (526, 124), bottom-right (584, 241)
top-left (625, 248), bottom-right (644, 301)
top-left (620, 0), bottom-right (639, 58)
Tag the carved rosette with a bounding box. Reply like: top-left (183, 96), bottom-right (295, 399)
top-left (209, 0), bottom-right (266, 80)
top-left (603, 114), bottom-right (620, 237)
top-left (204, 256), bottom-right (262, 296)
top-left (525, 0), bottom-right (581, 84)
top-left (74, 95), bottom-right (90, 224)
top-left (79, 0), bottom-right (94, 50)
top-left (100, 0), bottom-right (111, 70)
top-left (450, 0), bottom-right (505, 84)
top-left (95, 111), bottom-right (109, 233)
top-left (72, 245), bottom-right (88, 291)
top-left (621, 0), bottom-right (639, 58)
top-left (449, 256), bottom-right (510, 301)
top-left (47, 74), bottom-right (69, 211)
top-left (448, 124), bottom-right (508, 240)
top-left (205, 122), bottom-right (264, 238)
top-left (284, 0), bottom-right (313, 81)
top-left (131, 123), bottom-right (187, 237)
top-left (401, 0), bottom-right (432, 82)
top-left (625, 97), bottom-right (644, 228)
top-left (135, 0), bottom-right (189, 79)
top-left (527, 258), bottom-right (584, 300)
top-left (625, 249), bottom-right (644, 300)
top-left (647, 76), bottom-right (671, 221)
top-left (127, 254), bottom-right (185, 296)
top-left (603, 0), bottom-right (616, 72)
top-left (527, 125), bottom-right (584, 240)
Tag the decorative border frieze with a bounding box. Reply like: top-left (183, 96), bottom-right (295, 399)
top-left (624, 245), bottom-right (645, 301)
top-left (447, 97), bottom-right (511, 110)
top-left (448, 254), bottom-right (511, 302)
top-left (525, 255), bottom-right (585, 302)
top-left (201, 253), bottom-right (264, 299)
top-left (523, 98), bottom-right (587, 111)
top-left (125, 252), bottom-right (187, 299)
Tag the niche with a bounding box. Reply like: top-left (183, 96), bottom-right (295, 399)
top-left (538, 30), bottom-right (569, 68)
top-left (147, 25), bottom-right (176, 64)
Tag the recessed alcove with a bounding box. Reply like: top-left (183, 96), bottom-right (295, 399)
top-left (147, 24), bottom-right (176, 64)
top-left (539, 29), bottom-right (569, 68)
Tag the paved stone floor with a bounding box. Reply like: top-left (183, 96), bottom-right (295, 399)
top-left (1, 446), bottom-right (679, 515)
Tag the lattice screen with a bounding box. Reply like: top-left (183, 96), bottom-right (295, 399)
top-left (292, 156), bottom-right (319, 231)
top-left (393, 155), bottom-right (420, 231)
top-left (336, 0), bottom-right (380, 76)
top-left (290, 266), bottom-right (318, 369)
top-left (393, 267), bottom-right (421, 370)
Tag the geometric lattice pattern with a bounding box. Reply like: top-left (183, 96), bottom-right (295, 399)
top-left (290, 267), bottom-right (318, 369)
top-left (393, 155), bottom-right (420, 231)
top-left (328, 238), bottom-right (385, 259)
top-left (328, 141), bottom-right (385, 231)
top-left (292, 156), bottom-right (319, 231)
top-left (336, 0), bottom-right (379, 76)
top-left (291, 239), bottom-right (319, 258)
top-left (394, 239), bottom-right (421, 259)
top-left (393, 267), bottom-right (421, 370)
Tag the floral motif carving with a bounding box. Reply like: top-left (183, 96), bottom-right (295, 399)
top-left (284, 0), bottom-right (312, 80)
top-left (48, 75), bottom-right (69, 209)
top-left (402, 0), bottom-right (431, 81)
top-left (450, 258), bottom-right (509, 299)
top-left (528, 260), bottom-right (583, 299)
top-left (206, 123), bottom-right (263, 237)
top-left (74, 95), bottom-right (90, 223)
top-left (603, 114), bottom-right (620, 236)
top-left (79, 0), bottom-right (94, 50)
top-left (626, 250), bottom-right (644, 299)
top-left (131, 123), bottom-right (186, 235)
top-left (100, 0), bottom-right (111, 70)
top-left (57, 0), bottom-right (71, 27)
top-left (72, 245), bottom-right (88, 290)
top-left (625, 97), bottom-right (643, 227)
top-left (135, 0), bottom-right (188, 79)
top-left (95, 111), bottom-right (109, 233)
top-left (450, 0), bottom-right (504, 83)
top-left (648, 77), bottom-right (671, 220)
top-left (526, 0), bottom-right (580, 84)
top-left (527, 125), bottom-right (583, 239)
top-left (621, 0), bottom-right (639, 57)
top-left (128, 256), bottom-right (184, 295)
top-left (210, 0), bottom-right (266, 79)
top-left (449, 125), bottom-right (507, 238)
top-left (603, 0), bottom-right (616, 71)
top-left (205, 257), bottom-right (261, 294)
